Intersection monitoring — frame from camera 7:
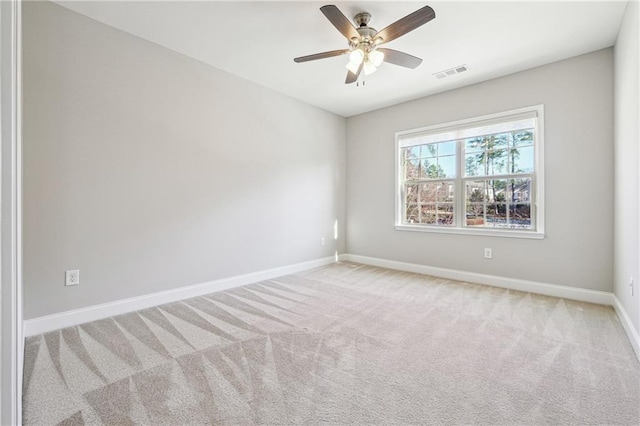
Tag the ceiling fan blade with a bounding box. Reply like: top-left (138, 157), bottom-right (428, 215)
top-left (377, 48), bottom-right (423, 69)
top-left (375, 5), bottom-right (435, 45)
top-left (320, 5), bottom-right (359, 40)
top-left (345, 62), bottom-right (363, 84)
top-left (294, 49), bottom-right (350, 63)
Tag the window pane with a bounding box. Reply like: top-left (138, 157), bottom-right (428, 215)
top-left (465, 136), bottom-right (512, 178)
top-left (466, 135), bottom-right (508, 151)
top-left (435, 181), bottom-right (454, 202)
top-left (486, 203), bottom-right (507, 227)
top-left (406, 159), bottom-right (420, 180)
top-left (405, 204), bottom-right (419, 224)
top-left (488, 149), bottom-right (508, 175)
top-left (466, 203), bottom-right (485, 226)
top-left (406, 146), bottom-right (420, 159)
top-left (419, 182), bottom-right (455, 203)
top-left (509, 204), bottom-right (531, 228)
top-left (485, 179), bottom-right (507, 203)
top-left (420, 204), bottom-right (437, 224)
top-left (465, 153), bottom-right (484, 176)
top-left (417, 183), bottom-right (456, 226)
top-left (465, 180), bottom-right (485, 227)
top-left (511, 146), bottom-right (534, 173)
top-left (422, 159), bottom-right (444, 179)
top-left (465, 138), bottom-right (484, 153)
top-left (438, 141), bottom-right (456, 156)
top-left (405, 184), bottom-right (418, 204)
top-left (491, 134), bottom-right (508, 149)
top-left (438, 203), bottom-right (454, 226)
top-left (421, 144), bottom-right (437, 158)
top-left (505, 178), bottom-right (531, 203)
top-left (438, 155), bottom-right (456, 178)
top-left (466, 151), bottom-right (508, 177)
top-left (466, 180), bottom-right (486, 201)
top-left (419, 183), bottom-right (437, 203)
top-left (512, 130), bottom-right (534, 147)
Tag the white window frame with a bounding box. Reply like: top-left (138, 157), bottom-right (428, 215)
top-left (394, 105), bottom-right (545, 239)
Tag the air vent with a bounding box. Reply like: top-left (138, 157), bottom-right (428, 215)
top-left (433, 64), bottom-right (469, 80)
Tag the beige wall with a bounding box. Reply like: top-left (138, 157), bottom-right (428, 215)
top-left (22, 1), bottom-right (346, 319)
top-left (614, 0), bottom-right (640, 332)
top-left (346, 48), bottom-right (614, 292)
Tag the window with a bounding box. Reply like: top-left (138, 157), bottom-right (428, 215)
top-left (395, 105), bottom-right (544, 239)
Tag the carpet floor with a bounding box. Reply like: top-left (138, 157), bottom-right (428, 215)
top-left (23, 262), bottom-right (640, 425)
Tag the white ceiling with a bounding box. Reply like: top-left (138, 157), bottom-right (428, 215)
top-left (55, 1), bottom-right (628, 117)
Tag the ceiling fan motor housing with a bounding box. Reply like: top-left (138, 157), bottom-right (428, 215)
top-left (350, 26), bottom-right (379, 51)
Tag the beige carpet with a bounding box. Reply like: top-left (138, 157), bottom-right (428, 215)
top-left (23, 262), bottom-right (640, 425)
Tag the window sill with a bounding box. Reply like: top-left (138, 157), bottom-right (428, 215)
top-left (395, 224), bottom-right (545, 240)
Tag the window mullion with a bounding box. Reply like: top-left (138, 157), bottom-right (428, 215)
top-left (457, 139), bottom-right (463, 227)
top-left (417, 182), bottom-right (422, 224)
top-left (401, 183), bottom-right (406, 224)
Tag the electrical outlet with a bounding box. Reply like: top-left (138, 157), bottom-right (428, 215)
top-left (65, 269), bottom-right (80, 286)
top-left (484, 248), bottom-right (492, 259)
top-left (630, 276), bottom-right (634, 296)
top-left (320, 237), bottom-right (325, 246)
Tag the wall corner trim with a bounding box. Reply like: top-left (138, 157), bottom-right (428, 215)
top-left (338, 253), bottom-right (613, 306)
top-left (23, 255), bottom-right (337, 337)
top-left (612, 295), bottom-right (640, 362)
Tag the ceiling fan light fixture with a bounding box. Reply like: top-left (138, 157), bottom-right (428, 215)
top-left (363, 60), bottom-right (377, 76)
top-left (349, 48), bottom-right (365, 65)
top-left (346, 61), bottom-right (360, 74)
top-left (369, 50), bottom-right (384, 67)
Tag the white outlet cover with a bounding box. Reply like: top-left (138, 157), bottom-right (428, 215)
top-left (65, 269), bottom-right (80, 286)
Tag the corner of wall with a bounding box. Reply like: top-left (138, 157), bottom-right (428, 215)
top-left (613, 0), bottom-right (640, 339)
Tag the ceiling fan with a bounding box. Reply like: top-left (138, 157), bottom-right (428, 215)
top-left (294, 4), bottom-right (436, 84)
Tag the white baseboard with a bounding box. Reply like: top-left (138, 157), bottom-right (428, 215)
top-left (612, 295), bottom-right (640, 362)
top-left (25, 252), bottom-right (636, 363)
top-left (339, 254), bottom-right (613, 306)
top-left (23, 256), bottom-right (337, 337)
